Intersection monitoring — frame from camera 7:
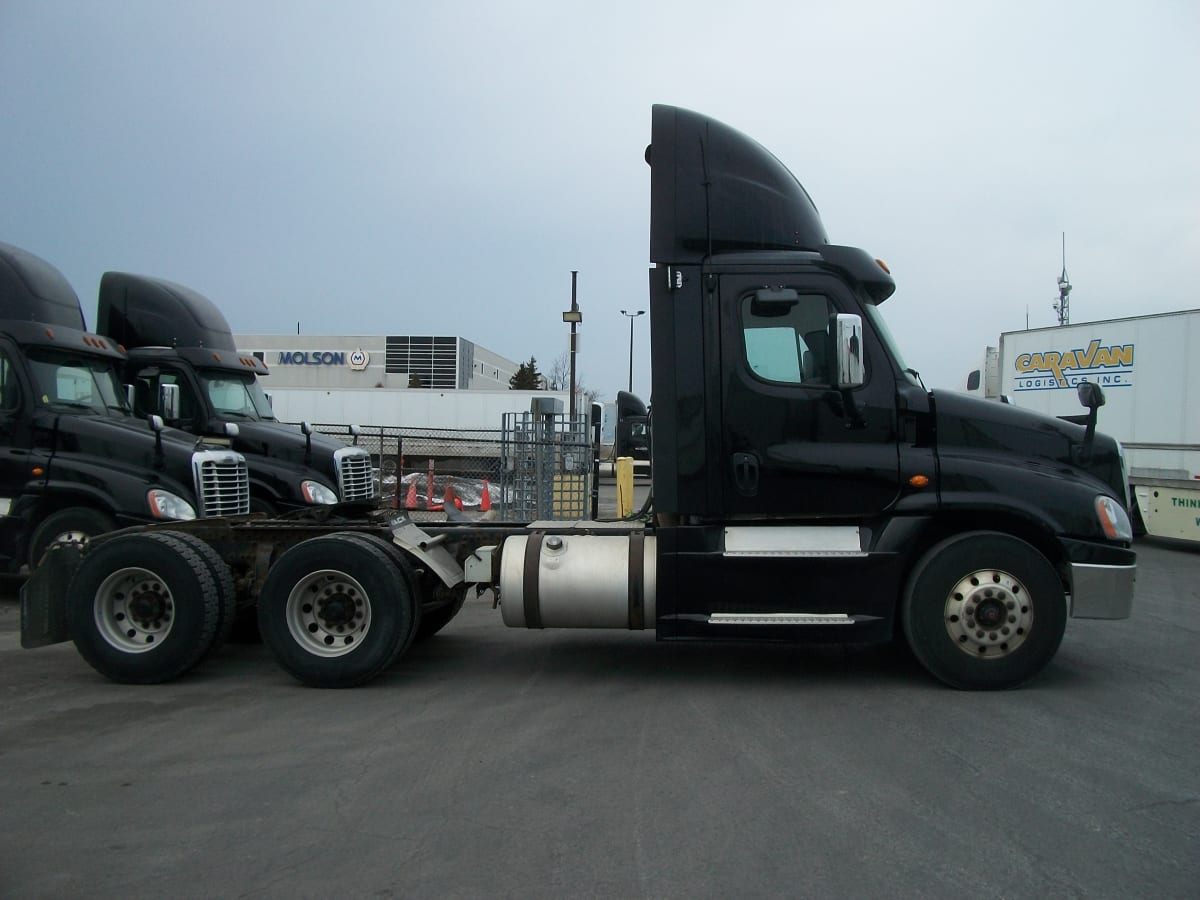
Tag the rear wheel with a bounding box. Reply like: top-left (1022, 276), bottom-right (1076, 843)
top-left (67, 532), bottom-right (221, 683)
top-left (257, 534), bottom-right (416, 687)
top-left (156, 531), bottom-right (237, 656)
top-left (901, 532), bottom-right (1066, 690)
top-left (29, 506), bottom-right (116, 569)
top-left (414, 583), bottom-right (467, 641)
top-left (333, 532), bottom-right (422, 663)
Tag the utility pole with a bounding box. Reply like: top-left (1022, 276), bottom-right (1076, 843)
top-left (562, 271), bottom-right (582, 420)
top-left (620, 309), bottom-right (645, 393)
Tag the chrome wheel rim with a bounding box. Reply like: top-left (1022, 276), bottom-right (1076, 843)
top-left (94, 567), bottom-right (175, 653)
top-left (944, 568), bottom-right (1033, 658)
top-left (285, 569), bottom-right (371, 657)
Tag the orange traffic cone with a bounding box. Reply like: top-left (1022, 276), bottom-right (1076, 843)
top-left (480, 479), bottom-right (492, 512)
top-left (405, 480), bottom-right (418, 510)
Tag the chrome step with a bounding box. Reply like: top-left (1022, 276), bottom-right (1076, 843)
top-left (708, 612), bottom-right (854, 626)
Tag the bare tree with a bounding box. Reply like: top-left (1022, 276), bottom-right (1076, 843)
top-left (547, 352), bottom-right (603, 406)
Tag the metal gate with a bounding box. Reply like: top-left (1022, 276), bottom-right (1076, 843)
top-left (500, 409), bottom-right (591, 521)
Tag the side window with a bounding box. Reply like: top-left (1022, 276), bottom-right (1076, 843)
top-left (741, 292), bottom-right (834, 386)
top-left (0, 351), bottom-right (20, 413)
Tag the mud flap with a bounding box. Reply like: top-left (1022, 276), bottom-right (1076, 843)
top-left (20, 544), bottom-right (82, 648)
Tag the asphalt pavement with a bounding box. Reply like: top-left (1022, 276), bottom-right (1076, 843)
top-left (0, 532), bottom-right (1197, 898)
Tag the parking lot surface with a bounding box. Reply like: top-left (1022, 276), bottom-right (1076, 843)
top-left (1, 538), bottom-right (1197, 898)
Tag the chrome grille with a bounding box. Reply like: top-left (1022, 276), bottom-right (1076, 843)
top-left (335, 447), bottom-right (376, 501)
top-left (193, 451), bottom-right (250, 517)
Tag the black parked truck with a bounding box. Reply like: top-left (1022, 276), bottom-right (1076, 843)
top-left (21, 106), bottom-right (1136, 690)
top-left (0, 241), bottom-right (251, 572)
top-left (95, 272), bottom-right (377, 514)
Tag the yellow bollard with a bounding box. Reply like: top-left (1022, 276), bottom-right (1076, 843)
top-left (616, 456), bottom-right (634, 518)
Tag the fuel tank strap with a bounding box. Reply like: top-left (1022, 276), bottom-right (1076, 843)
top-left (628, 530), bottom-right (645, 630)
top-left (522, 531), bottom-right (545, 629)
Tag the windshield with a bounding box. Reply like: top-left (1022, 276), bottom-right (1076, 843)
top-left (861, 300), bottom-right (920, 387)
top-left (198, 370), bottom-right (276, 420)
top-left (26, 349), bottom-right (131, 415)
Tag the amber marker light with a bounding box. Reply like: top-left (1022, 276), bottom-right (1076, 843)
top-left (876, 259), bottom-right (891, 274)
top-left (909, 475), bottom-right (930, 487)
top-left (31, 467), bottom-right (44, 476)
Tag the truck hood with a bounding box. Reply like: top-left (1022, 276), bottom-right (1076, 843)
top-left (39, 411), bottom-right (210, 493)
top-left (227, 420), bottom-right (357, 480)
top-left (931, 390), bottom-right (1126, 501)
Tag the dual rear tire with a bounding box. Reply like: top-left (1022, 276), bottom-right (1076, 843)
top-left (68, 531), bottom-right (228, 684)
top-left (256, 534), bottom-right (419, 688)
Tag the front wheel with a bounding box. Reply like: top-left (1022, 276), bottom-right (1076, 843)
top-left (257, 534), bottom-right (417, 688)
top-left (29, 506), bottom-right (116, 570)
top-left (901, 532), bottom-right (1066, 690)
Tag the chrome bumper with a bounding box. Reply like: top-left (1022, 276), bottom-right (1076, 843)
top-left (1068, 562), bottom-right (1136, 619)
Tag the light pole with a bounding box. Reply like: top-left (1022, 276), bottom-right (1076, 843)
top-left (620, 309), bottom-right (644, 393)
top-left (562, 271), bottom-right (582, 420)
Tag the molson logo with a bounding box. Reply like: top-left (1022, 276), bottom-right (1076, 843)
top-left (277, 351), bottom-right (346, 366)
top-left (1012, 338), bottom-right (1134, 392)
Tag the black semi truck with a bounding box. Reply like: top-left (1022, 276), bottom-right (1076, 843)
top-left (0, 241), bottom-right (250, 572)
top-left (22, 106), bottom-right (1136, 690)
top-left (95, 272), bottom-right (377, 514)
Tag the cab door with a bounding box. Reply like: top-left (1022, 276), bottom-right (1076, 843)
top-left (0, 343), bottom-right (38, 498)
top-left (719, 272), bottom-right (901, 518)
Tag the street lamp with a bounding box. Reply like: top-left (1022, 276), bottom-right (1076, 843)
top-left (620, 309), bottom-right (645, 393)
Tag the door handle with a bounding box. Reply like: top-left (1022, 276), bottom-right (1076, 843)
top-left (731, 452), bottom-right (759, 497)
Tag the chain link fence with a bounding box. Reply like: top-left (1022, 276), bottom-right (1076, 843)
top-left (307, 415), bottom-right (594, 523)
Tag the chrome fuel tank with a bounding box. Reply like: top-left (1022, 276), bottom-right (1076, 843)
top-left (499, 532), bottom-right (656, 629)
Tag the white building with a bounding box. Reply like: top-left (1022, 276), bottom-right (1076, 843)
top-left (234, 333), bottom-right (565, 430)
top-left (236, 333), bottom-right (521, 391)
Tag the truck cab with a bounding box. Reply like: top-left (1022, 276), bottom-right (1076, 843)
top-left (0, 241), bottom-right (250, 570)
top-left (96, 272), bottom-right (376, 514)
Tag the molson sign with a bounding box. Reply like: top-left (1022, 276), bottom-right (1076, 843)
top-left (277, 351), bottom-right (346, 366)
top-left (1011, 337), bottom-right (1135, 393)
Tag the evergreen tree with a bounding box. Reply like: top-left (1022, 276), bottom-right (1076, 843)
top-left (509, 356), bottom-right (543, 390)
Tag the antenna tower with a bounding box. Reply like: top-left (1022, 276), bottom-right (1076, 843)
top-left (1053, 232), bottom-right (1072, 326)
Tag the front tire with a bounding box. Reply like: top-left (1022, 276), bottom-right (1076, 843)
top-left (257, 534), bottom-right (416, 687)
top-left (29, 506), bottom-right (116, 569)
top-left (901, 532), bottom-right (1066, 690)
top-left (67, 532), bottom-right (221, 684)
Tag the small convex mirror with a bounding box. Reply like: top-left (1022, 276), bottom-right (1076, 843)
top-left (1076, 381), bottom-right (1106, 410)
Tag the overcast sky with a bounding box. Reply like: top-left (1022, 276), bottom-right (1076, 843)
top-left (2, 1), bottom-right (1197, 400)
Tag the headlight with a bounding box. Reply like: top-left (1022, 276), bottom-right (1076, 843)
top-left (301, 480), bottom-right (338, 505)
top-left (1095, 495), bottom-right (1132, 542)
top-left (147, 489), bottom-right (196, 520)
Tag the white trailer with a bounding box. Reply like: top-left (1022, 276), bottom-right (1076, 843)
top-left (264, 387), bottom-right (571, 431)
top-left (966, 309), bottom-right (1200, 543)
